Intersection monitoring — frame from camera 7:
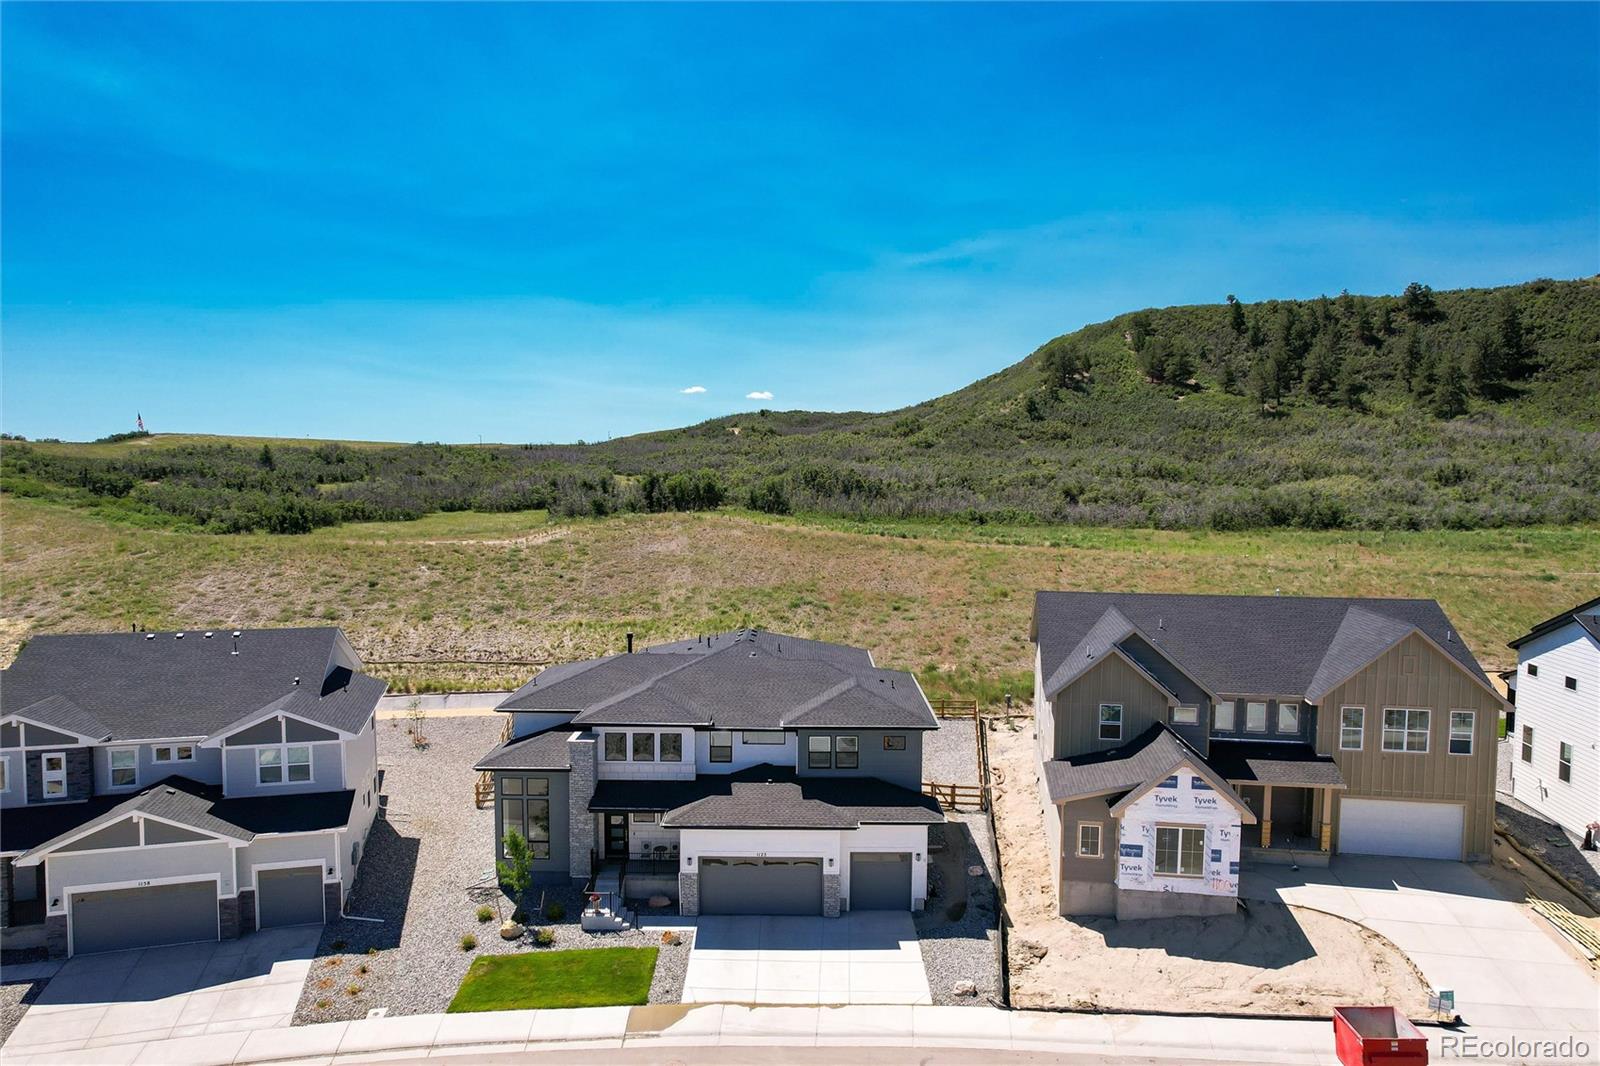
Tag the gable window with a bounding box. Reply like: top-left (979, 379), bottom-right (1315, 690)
top-left (742, 731), bottom-right (785, 745)
top-left (1077, 822), bottom-right (1102, 858)
top-left (41, 752), bottom-right (67, 798)
top-left (632, 732), bottom-right (655, 762)
top-left (835, 735), bottom-right (859, 769)
top-left (1340, 707), bottom-right (1365, 750)
top-left (1381, 709), bottom-right (1430, 753)
top-left (1154, 826), bottom-right (1205, 877)
top-left (1526, 663), bottom-right (1538, 677)
top-left (1098, 704), bottom-right (1123, 741)
top-left (109, 748), bottom-right (138, 788)
top-left (709, 731), bottom-right (733, 763)
top-left (1172, 706), bottom-right (1198, 726)
top-left (257, 744), bottom-right (311, 785)
top-left (1566, 676), bottom-right (1578, 691)
top-left (1277, 703), bottom-right (1300, 734)
top-left (603, 733), bottom-right (627, 761)
top-left (1559, 743), bottom-right (1573, 782)
top-left (1214, 701), bottom-right (1236, 731)
top-left (807, 735), bottom-right (832, 769)
top-left (1521, 725), bottom-right (1534, 763)
top-left (153, 745), bottom-right (194, 763)
top-left (1448, 711), bottom-right (1475, 755)
top-left (1246, 702), bottom-right (1268, 733)
top-left (660, 733), bottom-right (683, 762)
top-left (883, 735), bottom-right (907, 751)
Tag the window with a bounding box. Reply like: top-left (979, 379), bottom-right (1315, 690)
top-left (153, 745), bottom-right (194, 763)
top-left (1172, 706), bottom-right (1198, 725)
top-left (1098, 704), bottom-right (1123, 741)
top-left (500, 777), bottom-right (551, 859)
top-left (109, 748), bottom-right (138, 787)
top-left (631, 811), bottom-right (658, 824)
top-left (1340, 707), bottom-right (1365, 750)
top-left (1521, 725), bottom-right (1534, 763)
top-left (1382, 708), bottom-right (1430, 753)
top-left (1526, 663), bottom-right (1538, 677)
top-left (1566, 676), bottom-right (1578, 691)
top-left (1448, 711), bottom-right (1475, 755)
top-left (1214, 701), bottom-right (1236, 731)
top-left (257, 744), bottom-right (311, 784)
top-left (883, 735), bottom-right (907, 751)
top-left (661, 733), bottom-right (683, 762)
top-left (741, 731), bottom-right (785, 745)
top-left (1559, 743), bottom-right (1573, 782)
top-left (632, 732), bottom-right (655, 762)
top-left (1246, 702), bottom-right (1268, 733)
top-left (835, 735), bottom-right (859, 769)
top-left (0, 757), bottom-right (9, 793)
top-left (807, 735), bottom-right (832, 769)
top-left (1077, 822), bottom-right (1102, 858)
top-left (41, 752), bottom-right (67, 798)
top-left (1154, 826), bottom-right (1206, 877)
top-left (709, 731), bottom-right (732, 763)
top-left (604, 733), bottom-right (627, 761)
top-left (1278, 703), bottom-right (1300, 734)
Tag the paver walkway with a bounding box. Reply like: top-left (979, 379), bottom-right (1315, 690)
top-left (682, 912), bottom-right (932, 1005)
top-left (4, 927), bottom-right (319, 1058)
top-left (1242, 855), bottom-right (1599, 1043)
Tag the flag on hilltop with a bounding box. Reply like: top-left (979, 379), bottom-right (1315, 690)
top-left (137, 412), bottom-right (145, 432)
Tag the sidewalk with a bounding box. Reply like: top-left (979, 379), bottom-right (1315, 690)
top-left (3, 1003), bottom-right (1578, 1066)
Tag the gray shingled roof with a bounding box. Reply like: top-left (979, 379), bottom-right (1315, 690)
top-left (497, 629), bottom-right (935, 731)
top-left (11, 776), bottom-right (355, 862)
top-left (1042, 726), bottom-right (1209, 803)
top-left (1508, 595), bottom-right (1600, 649)
top-left (9, 695), bottom-right (112, 741)
top-left (1, 628), bottom-right (385, 740)
top-left (1034, 592), bottom-right (1492, 702)
top-left (592, 765), bottom-right (942, 829)
top-left (474, 729), bottom-right (575, 771)
top-left (1206, 740), bottom-right (1347, 788)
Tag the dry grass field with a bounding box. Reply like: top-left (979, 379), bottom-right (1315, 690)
top-left (2, 494), bottom-right (1594, 697)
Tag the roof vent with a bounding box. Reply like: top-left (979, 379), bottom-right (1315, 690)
top-left (175, 632), bottom-right (185, 639)
top-left (145, 633), bottom-right (156, 640)
top-left (164, 787), bottom-right (176, 795)
top-left (232, 630), bottom-right (242, 638)
top-left (204, 631), bottom-right (213, 639)
top-left (1158, 617), bottom-right (1165, 630)
top-left (293, 676), bottom-right (301, 686)
top-left (1446, 629), bottom-right (1454, 643)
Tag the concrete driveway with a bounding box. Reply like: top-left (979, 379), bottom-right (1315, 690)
top-left (4, 926), bottom-right (319, 1057)
top-left (1242, 856), bottom-right (1599, 1041)
top-left (681, 912), bottom-right (932, 1005)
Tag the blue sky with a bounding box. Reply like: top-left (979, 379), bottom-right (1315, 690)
top-left (2, 3), bottom-right (1596, 444)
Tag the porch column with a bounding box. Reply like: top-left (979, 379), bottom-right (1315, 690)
top-left (1260, 784), bottom-right (1273, 849)
top-left (1319, 788), bottom-right (1334, 851)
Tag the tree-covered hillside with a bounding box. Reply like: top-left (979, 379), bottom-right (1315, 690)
top-left (4, 277), bottom-right (1597, 533)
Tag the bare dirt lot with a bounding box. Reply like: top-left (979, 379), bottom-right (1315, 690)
top-left (987, 718), bottom-right (1431, 1016)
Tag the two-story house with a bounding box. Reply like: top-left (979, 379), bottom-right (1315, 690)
top-left (1030, 592), bottom-right (1504, 920)
top-left (0, 628), bottom-right (384, 957)
top-left (1507, 595), bottom-right (1598, 840)
top-left (474, 629), bottom-right (942, 918)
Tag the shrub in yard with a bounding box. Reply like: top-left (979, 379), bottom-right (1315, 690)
top-left (366, 946), bottom-right (379, 956)
top-left (476, 905), bottom-right (495, 923)
top-left (315, 998), bottom-right (331, 1010)
top-left (535, 927), bottom-right (556, 946)
top-left (315, 977), bottom-right (334, 991)
top-left (324, 957), bottom-right (343, 968)
top-left (461, 933), bottom-right (478, 951)
top-left (356, 963), bottom-right (369, 976)
top-left (543, 901), bottom-right (565, 921)
top-left (345, 983), bottom-right (361, 996)
top-left (330, 939), bottom-right (347, 951)
top-left (660, 931), bottom-right (680, 946)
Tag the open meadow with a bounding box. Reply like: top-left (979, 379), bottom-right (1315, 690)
top-left (2, 494), bottom-right (1594, 698)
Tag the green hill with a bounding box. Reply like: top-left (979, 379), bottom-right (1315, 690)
top-left (4, 277), bottom-right (1597, 533)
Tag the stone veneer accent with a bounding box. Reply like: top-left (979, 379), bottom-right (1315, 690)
top-left (0, 858), bottom-right (12, 930)
top-left (238, 890), bottom-right (257, 936)
top-left (26, 748), bottom-right (94, 804)
top-left (45, 914), bottom-right (68, 958)
top-left (567, 732), bottom-right (597, 880)
top-left (822, 873), bottom-right (841, 918)
top-left (219, 895), bottom-right (241, 940)
top-left (678, 871), bottom-right (699, 917)
top-left (324, 880), bottom-right (343, 920)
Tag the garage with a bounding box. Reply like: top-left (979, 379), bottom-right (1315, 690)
top-left (69, 880), bottom-right (218, 956)
top-left (699, 856), bottom-right (823, 915)
top-left (849, 852), bottom-right (911, 910)
top-left (1338, 797), bottom-right (1464, 860)
top-left (256, 865), bottom-right (326, 929)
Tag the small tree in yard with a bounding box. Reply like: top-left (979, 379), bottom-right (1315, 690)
top-left (498, 829), bottom-right (535, 921)
top-left (406, 697), bottom-right (428, 750)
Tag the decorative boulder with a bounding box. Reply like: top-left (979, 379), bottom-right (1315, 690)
top-left (647, 895), bottom-right (672, 908)
top-left (499, 920), bottom-right (525, 940)
top-left (951, 980), bottom-right (978, 997)
top-left (967, 865), bottom-right (984, 878)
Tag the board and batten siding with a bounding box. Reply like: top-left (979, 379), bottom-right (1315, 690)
top-left (1316, 631), bottom-right (1501, 861)
top-left (1510, 622), bottom-right (1599, 837)
top-left (1049, 654), bottom-right (1171, 760)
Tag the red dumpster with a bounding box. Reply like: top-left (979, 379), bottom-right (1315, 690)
top-left (1332, 1006), bottom-right (1429, 1066)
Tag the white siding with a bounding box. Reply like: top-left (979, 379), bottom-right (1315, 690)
top-left (596, 729), bottom-right (697, 780)
top-left (44, 840), bottom-right (237, 915)
top-left (678, 824), bottom-right (928, 909)
top-left (235, 833), bottom-right (339, 891)
top-left (692, 731), bottom-right (797, 774)
top-left (1511, 623), bottom-right (1600, 835)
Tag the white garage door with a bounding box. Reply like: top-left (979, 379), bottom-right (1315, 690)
top-left (1338, 798), bottom-right (1464, 860)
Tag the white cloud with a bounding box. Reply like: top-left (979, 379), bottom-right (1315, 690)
top-left (679, 385), bottom-right (706, 394)
top-left (746, 390), bottom-right (773, 400)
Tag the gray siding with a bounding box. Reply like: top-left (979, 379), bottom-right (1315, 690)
top-left (223, 742), bottom-right (342, 798)
top-left (795, 730), bottom-right (923, 790)
top-left (59, 819), bottom-right (140, 852)
top-left (93, 744), bottom-right (223, 794)
top-left (1050, 655), bottom-right (1170, 759)
top-left (224, 719), bottom-right (284, 746)
top-left (1210, 698), bottom-right (1316, 744)
top-left (493, 770), bottom-right (571, 883)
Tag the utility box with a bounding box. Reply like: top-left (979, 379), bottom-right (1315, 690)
top-left (1332, 1006), bottom-right (1429, 1066)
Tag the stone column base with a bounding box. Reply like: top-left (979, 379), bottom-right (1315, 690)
top-left (823, 873), bottom-right (841, 918)
top-left (323, 880), bottom-right (343, 921)
top-left (45, 914), bottom-right (68, 959)
top-left (219, 895), bottom-right (241, 940)
top-left (238, 890), bottom-right (257, 936)
top-left (678, 872), bottom-right (699, 917)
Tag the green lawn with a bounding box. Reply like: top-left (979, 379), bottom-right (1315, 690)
top-left (446, 948), bottom-right (658, 1012)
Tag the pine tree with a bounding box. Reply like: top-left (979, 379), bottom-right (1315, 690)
top-left (1401, 281), bottom-right (1442, 323)
top-left (1495, 294), bottom-right (1528, 379)
top-left (1429, 352), bottom-right (1468, 418)
top-left (1466, 328), bottom-right (1506, 396)
top-left (1247, 310), bottom-right (1265, 349)
top-left (1220, 357), bottom-right (1238, 395)
top-left (259, 444), bottom-right (275, 470)
top-left (1336, 356), bottom-right (1368, 410)
top-left (1400, 326), bottom-right (1424, 390)
top-left (1227, 294), bottom-right (1247, 335)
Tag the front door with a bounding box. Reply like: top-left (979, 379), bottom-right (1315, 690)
top-left (604, 813), bottom-right (628, 858)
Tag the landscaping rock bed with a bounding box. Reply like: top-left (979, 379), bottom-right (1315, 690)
top-left (292, 714), bottom-right (690, 1025)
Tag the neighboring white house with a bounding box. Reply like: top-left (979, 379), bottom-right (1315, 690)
top-left (1508, 596), bottom-right (1600, 839)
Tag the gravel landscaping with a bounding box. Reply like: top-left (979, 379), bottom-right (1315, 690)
top-left (0, 950), bottom-right (51, 1048)
top-left (1495, 737), bottom-right (1600, 911)
top-left (292, 714), bottom-right (691, 1025)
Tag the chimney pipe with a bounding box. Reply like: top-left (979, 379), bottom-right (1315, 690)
top-left (626, 632), bottom-right (634, 654)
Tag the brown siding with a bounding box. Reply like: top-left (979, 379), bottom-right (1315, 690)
top-left (1317, 632), bottom-right (1500, 860)
top-left (1051, 654), bottom-right (1170, 760)
top-left (1059, 797), bottom-right (1117, 884)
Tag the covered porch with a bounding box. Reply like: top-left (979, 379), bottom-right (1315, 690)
top-left (593, 809), bottom-right (681, 901)
top-left (1207, 740), bottom-right (1346, 868)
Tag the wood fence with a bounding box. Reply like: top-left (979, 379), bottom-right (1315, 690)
top-left (922, 781), bottom-right (987, 811)
top-left (927, 697), bottom-right (979, 718)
